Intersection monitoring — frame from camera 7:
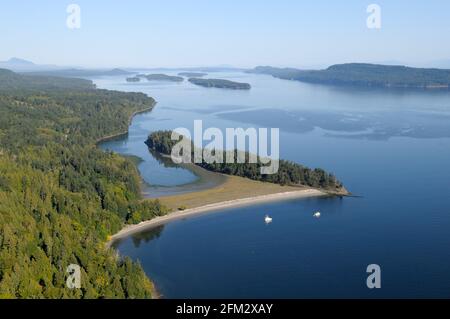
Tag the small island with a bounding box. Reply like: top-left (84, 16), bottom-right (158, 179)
top-left (145, 74), bottom-right (184, 82)
top-left (126, 76), bottom-right (141, 82)
top-left (178, 72), bottom-right (208, 77)
top-left (188, 78), bottom-right (251, 90)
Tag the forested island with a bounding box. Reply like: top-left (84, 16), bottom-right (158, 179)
top-left (144, 74), bottom-right (184, 82)
top-left (0, 68), bottom-right (167, 298)
top-left (126, 76), bottom-right (141, 82)
top-left (249, 63), bottom-right (450, 89)
top-left (145, 131), bottom-right (346, 194)
top-left (178, 72), bottom-right (208, 77)
top-left (188, 78), bottom-right (251, 90)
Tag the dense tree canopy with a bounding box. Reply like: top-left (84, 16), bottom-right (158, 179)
top-left (0, 69), bottom-right (167, 298)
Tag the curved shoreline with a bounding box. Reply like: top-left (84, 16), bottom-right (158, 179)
top-left (108, 188), bottom-right (326, 244)
top-left (97, 92), bottom-right (345, 299)
top-left (95, 102), bottom-right (156, 145)
top-left (101, 105), bottom-right (343, 245)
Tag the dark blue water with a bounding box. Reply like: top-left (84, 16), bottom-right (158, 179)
top-left (97, 71), bottom-right (450, 298)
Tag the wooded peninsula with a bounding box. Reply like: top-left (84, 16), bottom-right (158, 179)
top-left (249, 63), bottom-right (450, 89)
top-left (0, 69), bottom-right (167, 298)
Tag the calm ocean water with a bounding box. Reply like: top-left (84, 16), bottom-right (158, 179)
top-left (98, 71), bottom-right (450, 298)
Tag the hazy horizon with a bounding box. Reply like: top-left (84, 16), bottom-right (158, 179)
top-left (1, 0), bottom-right (450, 69)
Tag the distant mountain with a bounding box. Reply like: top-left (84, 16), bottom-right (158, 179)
top-left (249, 63), bottom-right (450, 89)
top-left (24, 68), bottom-right (133, 78)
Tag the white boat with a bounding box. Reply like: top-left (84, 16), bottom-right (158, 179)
top-left (313, 211), bottom-right (321, 218)
top-left (264, 215), bottom-right (273, 224)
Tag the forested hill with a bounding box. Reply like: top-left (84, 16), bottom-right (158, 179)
top-left (146, 131), bottom-right (347, 194)
top-left (0, 69), bottom-right (167, 298)
top-left (0, 68), bottom-right (94, 91)
top-left (249, 63), bottom-right (450, 89)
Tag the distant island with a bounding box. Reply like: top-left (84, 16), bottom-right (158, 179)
top-left (145, 74), bottom-right (184, 82)
top-left (126, 76), bottom-right (141, 82)
top-left (178, 72), bottom-right (208, 77)
top-left (0, 57), bottom-right (65, 72)
top-left (188, 78), bottom-right (251, 90)
top-left (249, 63), bottom-right (450, 89)
top-left (146, 130), bottom-right (347, 194)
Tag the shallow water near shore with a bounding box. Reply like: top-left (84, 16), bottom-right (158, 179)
top-left (98, 71), bottom-right (450, 298)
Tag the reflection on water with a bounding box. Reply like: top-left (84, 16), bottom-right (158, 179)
top-left (101, 134), bottom-right (228, 198)
top-left (99, 119), bottom-right (200, 191)
top-left (141, 150), bottom-right (227, 198)
top-left (112, 225), bottom-right (166, 249)
top-left (94, 72), bottom-right (450, 141)
top-left (131, 225), bottom-right (166, 248)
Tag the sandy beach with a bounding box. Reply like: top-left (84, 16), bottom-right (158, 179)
top-left (108, 188), bottom-right (326, 244)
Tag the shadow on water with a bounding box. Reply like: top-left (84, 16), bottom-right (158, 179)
top-left (130, 225), bottom-right (166, 248)
top-left (112, 225), bottom-right (166, 249)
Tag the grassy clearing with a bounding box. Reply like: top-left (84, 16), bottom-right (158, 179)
top-left (158, 172), bottom-right (307, 212)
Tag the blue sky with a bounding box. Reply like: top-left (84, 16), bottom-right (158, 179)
top-left (1, 0), bottom-right (449, 68)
